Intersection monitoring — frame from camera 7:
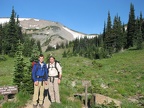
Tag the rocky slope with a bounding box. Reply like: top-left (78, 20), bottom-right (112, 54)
top-left (0, 18), bottom-right (97, 51)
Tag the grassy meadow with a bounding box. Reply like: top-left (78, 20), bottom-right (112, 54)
top-left (0, 48), bottom-right (144, 108)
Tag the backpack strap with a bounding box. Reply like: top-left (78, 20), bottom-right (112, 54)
top-left (47, 62), bottom-right (57, 71)
top-left (47, 62), bottom-right (59, 77)
top-left (55, 61), bottom-right (59, 73)
top-left (43, 63), bottom-right (47, 79)
top-left (47, 63), bottom-right (50, 69)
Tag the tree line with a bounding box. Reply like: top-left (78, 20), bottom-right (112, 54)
top-left (0, 8), bottom-right (42, 57)
top-left (66, 3), bottom-right (144, 59)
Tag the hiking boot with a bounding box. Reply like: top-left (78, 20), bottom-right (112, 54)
top-left (33, 104), bottom-right (37, 108)
top-left (39, 104), bottom-right (44, 108)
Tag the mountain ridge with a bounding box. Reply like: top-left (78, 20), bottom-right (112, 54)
top-left (0, 18), bottom-right (98, 52)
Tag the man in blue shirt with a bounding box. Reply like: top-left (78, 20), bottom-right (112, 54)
top-left (32, 54), bottom-right (48, 108)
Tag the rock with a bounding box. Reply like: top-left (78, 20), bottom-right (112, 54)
top-left (100, 83), bottom-right (108, 89)
top-left (71, 81), bottom-right (76, 87)
top-left (94, 94), bottom-right (121, 107)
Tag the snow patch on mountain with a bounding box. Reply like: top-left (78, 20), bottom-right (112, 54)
top-left (0, 18), bottom-right (39, 24)
top-left (62, 26), bottom-right (97, 39)
top-left (62, 26), bottom-right (86, 39)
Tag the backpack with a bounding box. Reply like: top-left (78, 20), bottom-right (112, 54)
top-left (47, 60), bottom-right (61, 76)
top-left (32, 61), bottom-right (37, 69)
top-left (31, 62), bottom-right (38, 81)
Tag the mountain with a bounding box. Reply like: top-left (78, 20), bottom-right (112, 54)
top-left (0, 18), bottom-right (97, 52)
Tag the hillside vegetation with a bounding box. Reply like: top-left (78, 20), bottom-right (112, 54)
top-left (0, 48), bottom-right (144, 108)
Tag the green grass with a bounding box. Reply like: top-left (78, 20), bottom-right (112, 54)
top-left (0, 55), bottom-right (14, 85)
top-left (2, 91), bottom-right (30, 108)
top-left (46, 48), bottom-right (144, 107)
top-left (0, 48), bottom-right (144, 107)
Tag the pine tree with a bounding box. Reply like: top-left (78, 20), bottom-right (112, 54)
top-left (37, 40), bottom-right (42, 53)
top-left (0, 24), bottom-right (3, 54)
top-left (105, 11), bottom-right (113, 55)
top-left (113, 15), bottom-right (123, 52)
top-left (21, 65), bottom-right (34, 94)
top-left (112, 15), bottom-right (118, 51)
top-left (103, 22), bottom-right (106, 49)
top-left (62, 50), bottom-right (67, 57)
top-left (56, 43), bottom-right (60, 49)
top-left (13, 40), bottom-right (25, 91)
top-left (7, 7), bottom-right (17, 56)
top-left (136, 29), bottom-right (143, 50)
top-left (16, 15), bottom-right (24, 43)
top-left (30, 43), bottom-right (40, 62)
top-left (140, 12), bottom-right (144, 41)
top-left (1, 22), bottom-right (9, 54)
top-left (135, 17), bottom-right (143, 49)
top-left (122, 23), bottom-right (127, 50)
top-left (73, 38), bottom-right (79, 54)
top-left (126, 3), bottom-right (135, 48)
top-left (23, 35), bottom-right (32, 57)
top-left (98, 34), bottom-right (103, 47)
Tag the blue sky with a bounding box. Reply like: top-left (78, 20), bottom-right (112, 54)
top-left (0, 0), bottom-right (144, 34)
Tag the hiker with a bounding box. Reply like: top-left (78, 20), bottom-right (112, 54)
top-left (47, 56), bottom-right (62, 103)
top-left (32, 54), bottom-right (48, 108)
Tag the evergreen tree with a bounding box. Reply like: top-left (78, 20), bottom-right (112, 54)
top-left (61, 42), bottom-right (65, 49)
top-left (142, 20), bottom-right (144, 41)
top-left (16, 15), bottom-right (24, 43)
top-left (112, 15), bottom-right (118, 51)
top-left (98, 34), bottom-right (104, 47)
top-left (0, 25), bottom-right (3, 54)
top-left (73, 38), bottom-right (79, 53)
top-left (94, 36), bottom-right (99, 47)
top-left (56, 43), bottom-right (60, 49)
top-left (7, 7), bottom-right (17, 56)
top-left (23, 35), bottom-right (32, 57)
top-left (23, 43), bottom-right (40, 94)
top-left (62, 50), bottom-right (67, 58)
top-left (30, 43), bottom-right (40, 62)
top-left (65, 41), bottom-right (69, 48)
top-left (103, 22), bottom-right (106, 49)
top-left (126, 3), bottom-right (135, 48)
top-left (13, 40), bottom-right (25, 91)
top-left (46, 45), bottom-right (55, 51)
top-left (122, 23), bottom-right (127, 50)
top-left (1, 23), bottom-right (9, 54)
top-left (136, 29), bottom-right (143, 49)
top-left (113, 15), bottom-right (123, 52)
top-left (105, 11), bottom-right (113, 55)
top-left (139, 12), bottom-right (144, 41)
top-left (21, 65), bottom-right (34, 94)
top-left (135, 17), bottom-right (143, 49)
top-left (0, 8), bottom-right (24, 55)
top-left (37, 40), bottom-right (42, 53)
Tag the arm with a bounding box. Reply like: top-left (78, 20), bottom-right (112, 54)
top-left (32, 64), bottom-right (38, 86)
top-left (56, 63), bottom-right (62, 84)
top-left (56, 63), bottom-right (62, 79)
top-left (44, 64), bottom-right (48, 85)
top-left (32, 64), bottom-right (37, 82)
top-left (44, 64), bottom-right (48, 81)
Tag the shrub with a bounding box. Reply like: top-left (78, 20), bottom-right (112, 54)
top-left (0, 56), bottom-right (7, 62)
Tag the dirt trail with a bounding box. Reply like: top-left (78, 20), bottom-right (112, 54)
top-left (24, 95), bottom-right (51, 108)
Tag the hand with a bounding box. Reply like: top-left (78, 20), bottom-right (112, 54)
top-left (45, 81), bottom-right (48, 85)
top-left (34, 81), bottom-right (38, 86)
top-left (58, 79), bottom-right (61, 84)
